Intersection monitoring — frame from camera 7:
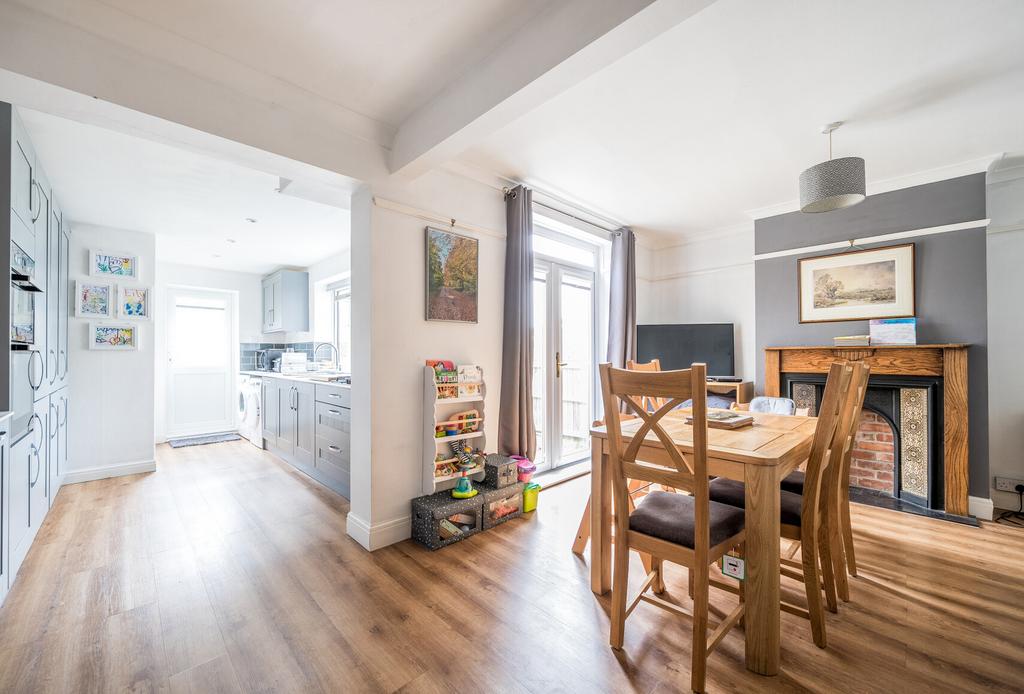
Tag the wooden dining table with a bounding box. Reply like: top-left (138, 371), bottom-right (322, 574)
top-left (589, 409), bottom-right (818, 676)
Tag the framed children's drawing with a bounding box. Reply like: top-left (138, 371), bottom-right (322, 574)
top-left (89, 323), bottom-right (140, 351)
top-left (118, 285), bottom-right (152, 320)
top-left (75, 280), bottom-right (115, 318)
top-left (90, 249), bottom-right (140, 280)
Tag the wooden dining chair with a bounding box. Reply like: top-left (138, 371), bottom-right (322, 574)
top-left (625, 358), bottom-right (667, 412)
top-left (600, 362), bottom-right (745, 693)
top-left (573, 359), bottom-right (675, 558)
top-left (781, 361), bottom-right (870, 602)
top-left (704, 361), bottom-right (851, 648)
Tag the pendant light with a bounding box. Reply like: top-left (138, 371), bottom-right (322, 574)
top-left (799, 121), bottom-right (865, 213)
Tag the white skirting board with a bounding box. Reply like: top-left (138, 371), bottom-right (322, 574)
top-left (62, 459), bottom-right (156, 484)
top-left (346, 513), bottom-right (411, 551)
top-left (969, 496), bottom-right (994, 521)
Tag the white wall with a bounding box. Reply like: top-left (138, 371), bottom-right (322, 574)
top-left (67, 224), bottom-right (156, 481)
top-left (348, 169), bottom-right (505, 549)
top-left (638, 226), bottom-right (756, 380)
top-left (986, 154), bottom-right (1024, 510)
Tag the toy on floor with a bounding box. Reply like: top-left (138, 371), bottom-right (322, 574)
top-left (449, 440), bottom-right (480, 498)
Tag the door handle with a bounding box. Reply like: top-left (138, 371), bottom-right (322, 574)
top-left (555, 351), bottom-right (568, 378)
top-left (28, 351), bottom-right (43, 389)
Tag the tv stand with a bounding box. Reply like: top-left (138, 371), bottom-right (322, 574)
top-left (706, 380), bottom-right (753, 405)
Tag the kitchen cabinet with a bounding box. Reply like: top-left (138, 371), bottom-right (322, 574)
top-left (262, 376), bottom-right (348, 498)
top-left (261, 377), bottom-right (281, 449)
top-left (45, 199), bottom-right (61, 391)
top-left (30, 164), bottom-right (50, 402)
top-left (261, 270), bottom-right (309, 333)
top-left (47, 390), bottom-right (67, 505)
top-left (56, 222), bottom-right (70, 389)
top-left (10, 107), bottom-right (36, 254)
top-left (8, 407), bottom-right (46, 582)
top-left (0, 421), bottom-right (9, 604)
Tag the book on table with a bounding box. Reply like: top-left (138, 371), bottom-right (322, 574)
top-left (686, 410), bottom-right (754, 429)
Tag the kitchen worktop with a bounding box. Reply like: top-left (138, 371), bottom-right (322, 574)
top-left (240, 370), bottom-right (351, 387)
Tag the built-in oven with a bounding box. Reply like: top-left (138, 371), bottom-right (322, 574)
top-left (10, 242), bottom-right (44, 439)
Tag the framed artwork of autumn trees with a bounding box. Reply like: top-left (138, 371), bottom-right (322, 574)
top-left (426, 227), bottom-right (479, 322)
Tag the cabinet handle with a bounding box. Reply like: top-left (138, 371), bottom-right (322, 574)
top-left (28, 351), bottom-right (43, 390)
top-left (61, 397), bottom-right (68, 426)
top-left (48, 349), bottom-right (57, 384)
top-left (328, 409), bottom-right (342, 415)
top-left (61, 349), bottom-right (67, 377)
top-left (328, 445), bottom-right (341, 453)
top-left (29, 444), bottom-right (41, 487)
top-left (327, 393), bottom-right (341, 398)
top-left (30, 179), bottom-right (43, 222)
top-left (50, 402), bottom-right (58, 437)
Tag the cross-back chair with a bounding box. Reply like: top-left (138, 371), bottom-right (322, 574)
top-left (600, 362), bottom-right (745, 693)
top-left (704, 361), bottom-right (852, 648)
top-left (625, 358), bottom-right (667, 412)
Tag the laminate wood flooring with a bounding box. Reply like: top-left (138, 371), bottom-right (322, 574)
top-left (1, 440), bottom-right (1021, 693)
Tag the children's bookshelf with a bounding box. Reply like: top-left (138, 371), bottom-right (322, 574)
top-left (423, 364), bottom-right (487, 495)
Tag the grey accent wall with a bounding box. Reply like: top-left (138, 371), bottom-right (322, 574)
top-left (754, 174), bottom-right (989, 498)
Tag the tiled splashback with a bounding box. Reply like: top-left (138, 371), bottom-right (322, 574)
top-left (240, 342), bottom-right (315, 371)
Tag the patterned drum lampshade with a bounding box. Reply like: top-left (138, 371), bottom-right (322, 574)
top-left (799, 156), bottom-right (866, 213)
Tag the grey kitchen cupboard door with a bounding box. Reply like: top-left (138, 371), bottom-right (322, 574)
top-left (0, 432), bottom-right (9, 604)
top-left (29, 398), bottom-right (49, 528)
top-left (9, 412), bottom-right (45, 579)
top-left (30, 166), bottom-right (50, 401)
top-left (261, 377), bottom-right (280, 449)
top-left (57, 223), bottom-right (70, 388)
top-left (293, 382), bottom-right (315, 467)
top-left (46, 198), bottom-right (60, 390)
top-left (10, 106), bottom-right (36, 240)
top-left (47, 393), bottom-right (62, 506)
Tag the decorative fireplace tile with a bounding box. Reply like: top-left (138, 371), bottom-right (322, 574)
top-left (899, 388), bottom-right (928, 499)
top-left (792, 383), bottom-right (818, 416)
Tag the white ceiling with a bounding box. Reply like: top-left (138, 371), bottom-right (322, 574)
top-left (88, 0), bottom-right (550, 129)
top-left (20, 109), bottom-right (350, 274)
top-left (458, 0), bottom-right (1024, 244)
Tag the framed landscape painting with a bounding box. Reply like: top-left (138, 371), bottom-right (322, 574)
top-left (426, 227), bottom-right (478, 323)
top-left (75, 280), bottom-right (114, 318)
top-left (90, 249), bottom-right (140, 280)
top-left (89, 323), bottom-right (140, 350)
top-left (798, 243), bottom-right (915, 323)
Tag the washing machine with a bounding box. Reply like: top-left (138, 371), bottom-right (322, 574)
top-left (238, 374), bottom-right (263, 448)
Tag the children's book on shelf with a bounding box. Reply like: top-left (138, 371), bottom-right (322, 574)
top-left (426, 359), bottom-right (458, 384)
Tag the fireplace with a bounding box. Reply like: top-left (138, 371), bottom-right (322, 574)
top-left (764, 344), bottom-right (970, 516)
top-left (782, 372), bottom-right (943, 510)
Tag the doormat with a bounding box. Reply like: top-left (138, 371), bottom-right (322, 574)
top-left (168, 433), bottom-right (241, 448)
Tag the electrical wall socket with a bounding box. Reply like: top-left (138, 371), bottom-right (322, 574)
top-left (994, 477), bottom-right (1024, 492)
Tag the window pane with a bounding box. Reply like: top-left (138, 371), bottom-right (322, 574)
top-left (534, 233), bottom-right (596, 268)
top-left (173, 304), bottom-right (227, 368)
top-left (334, 293), bottom-right (352, 373)
top-left (559, 274), bottom-right (593, 463)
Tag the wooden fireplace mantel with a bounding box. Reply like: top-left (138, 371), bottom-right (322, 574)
top-left (764, 344), bottom-right (970, 515)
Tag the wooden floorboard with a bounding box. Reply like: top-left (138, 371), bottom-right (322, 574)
top-left (0, 440), bottom-right (1022, 693)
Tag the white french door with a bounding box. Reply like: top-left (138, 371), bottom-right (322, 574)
top-left (533, 259), bottom-right (597, 472)
top-left (166, 287), bottom-right (235, 438)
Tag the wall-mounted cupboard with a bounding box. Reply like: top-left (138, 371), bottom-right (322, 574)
top-left (261, 269), bottom-right (309, 333)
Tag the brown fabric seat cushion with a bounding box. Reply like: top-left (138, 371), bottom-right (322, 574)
top-left (629, 490), bottom-right (745, 549)
top-left (780, 470), bottom-right (805, 494)
top-left (708, 478), bottom-right (804, 527)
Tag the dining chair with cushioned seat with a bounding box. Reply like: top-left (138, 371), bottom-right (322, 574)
top-left (705, 361), bottom-right (851, 649)
top-left (601, 362), bottom-right (745, 693)
top-left (779, 361), bottom-right (870, 601)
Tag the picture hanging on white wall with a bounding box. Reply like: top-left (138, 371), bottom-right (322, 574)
top-left (74, 280), bottom-right (114, 318)
top-left (90, 249), bottom-right (140, 280)
top-left (118, 285), bottom-right (152, 320)
top-left (89, 323), bottom-right (140, 351)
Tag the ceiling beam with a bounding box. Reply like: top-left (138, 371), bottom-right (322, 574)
top-left (0, 1), bottom-right (391, 184)
top-left (389, 0), bottom-right (715, 179)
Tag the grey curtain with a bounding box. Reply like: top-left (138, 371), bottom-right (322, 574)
top-left (607, 227), bottom-right (637, 368)
top-left (498, 185), bottom-right (536, 460)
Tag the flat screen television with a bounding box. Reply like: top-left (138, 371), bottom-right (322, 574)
top-left (636, 323), bottom-right (735, 378)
